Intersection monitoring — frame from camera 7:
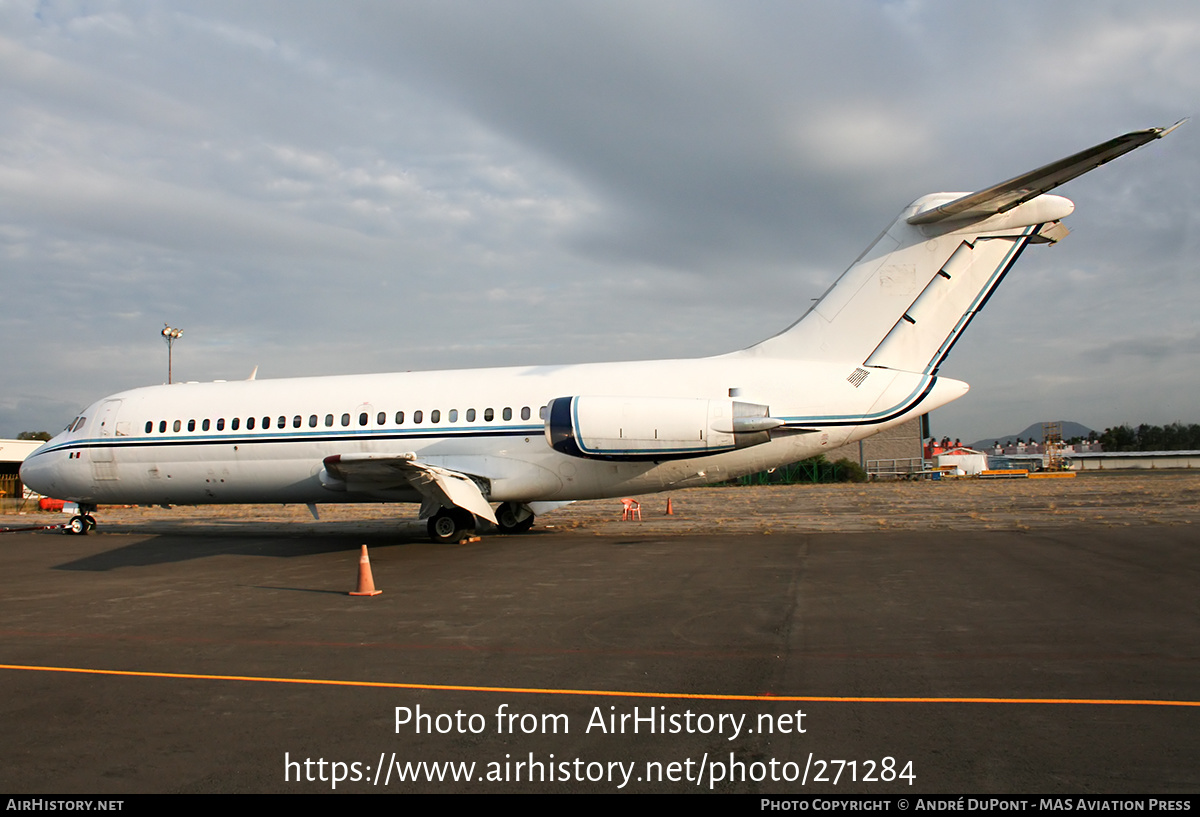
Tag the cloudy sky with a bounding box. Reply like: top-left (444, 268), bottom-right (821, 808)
top-left (2, 1), bottom-right (1197, 443)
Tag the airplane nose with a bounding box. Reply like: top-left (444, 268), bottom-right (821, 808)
top-left (19, 445), bottom-right (58, 497)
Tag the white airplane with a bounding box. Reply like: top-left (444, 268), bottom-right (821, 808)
top-left (21, 124), bottom-right (1181, 541)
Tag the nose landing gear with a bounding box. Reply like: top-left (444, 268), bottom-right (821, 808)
top-left (66, 504), bottom-right (98, 535)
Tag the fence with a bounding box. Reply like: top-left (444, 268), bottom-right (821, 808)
top-left (737, 458), bottom-right (862, 485)
top-left (865, 457), bottom-right (926, 477)
top-left (0, 475), bottom-right (22, 514)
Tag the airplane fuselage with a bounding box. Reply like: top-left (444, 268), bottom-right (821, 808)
top-left (21, 355), bottom-right (962, 508)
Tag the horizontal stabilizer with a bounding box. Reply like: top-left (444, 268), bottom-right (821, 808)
top-left (322, 452), bottom-right (497, 524)
top-left (907, 121), bottom-right (1184, 226)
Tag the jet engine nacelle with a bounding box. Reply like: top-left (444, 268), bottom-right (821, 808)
top-left (545, 395), bottom-right (783, 461)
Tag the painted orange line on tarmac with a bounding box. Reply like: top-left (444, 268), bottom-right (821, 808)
top-left (1, 663), bottom-right (1197, 706)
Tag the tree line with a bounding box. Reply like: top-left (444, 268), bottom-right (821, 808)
top-left (1098, 423), bottom-right (1200, 452)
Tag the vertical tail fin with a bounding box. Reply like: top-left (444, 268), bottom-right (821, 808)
top-left (745, 124), bottom-right (1180, 373)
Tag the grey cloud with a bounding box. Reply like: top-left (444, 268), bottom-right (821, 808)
top-left (2, 0), bottom-right (1197, 442)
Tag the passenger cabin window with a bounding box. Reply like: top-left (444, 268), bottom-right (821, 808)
top-left (395, 411), bottom-right (404, 424)
top-left (247, 417), bottom-right (256, 430)
top-left (145, 421), bottom-right (153, 434)
top-left (539, 405), bottom-right (547, 420)
top-left (231, 418), bottom-right (239, 431)
top-left (293, 415), bottom-right (302, 429)
top-left (413, 410), bottom-right (423, 424)
top-left (448, 409), bottom-right (458, 423)
top-left (377, 411), bottom-right (386, 425)
top-left (484, 408), bottom-right (494, 422)
top-left (341, 413), bottom-right (350, 427)
top-left (521, 407), bottom-right (531, 421)
top-left (358, 412), bottom-right (368, 426)
top-left (188, 420), bottom-right (196, 432)
top-left (159, 420), bottom-right (167, 433)
top-left (309, 415), bottom-right (318, 428)
top-left (263, 416), bottom-right (271, 429)
top-left (173, 420), bottom-right (182, 432)
top-left (277, 416), bottom-right (286, 429)
top-left (431, 409), bottom-right (441, 423)
top-left (202, 419), bottom-right (210, 431)
top-left (325, 414), bottom-right (333, 427)
top-left (502, 407), bottom-right (512, 421)
top-left (217, 419), bottom-right (225, 431)
top-left (466, 408), bottom-right (476, 422)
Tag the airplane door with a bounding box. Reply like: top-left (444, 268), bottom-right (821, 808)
top-left (91, 399), bottom-right (121, 480)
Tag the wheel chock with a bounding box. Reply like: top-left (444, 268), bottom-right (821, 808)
top-left (349, 545), bottom-right (382, 596)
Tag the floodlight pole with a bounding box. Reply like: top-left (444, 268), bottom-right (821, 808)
top-left (162, 324), bottom-right (183, 384)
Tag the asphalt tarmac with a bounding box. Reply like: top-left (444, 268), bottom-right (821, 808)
top-left (0, 497), bottom-right (1196, 793)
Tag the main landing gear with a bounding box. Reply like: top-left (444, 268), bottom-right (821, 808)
top-left (66, 504), bottom-right (98, 535)
top-left (427, 506), bottom-right (478, 544)
top-left (426, 502), bottom-right (537, 543)
top-left (495, 501), bottom-right (535, 535)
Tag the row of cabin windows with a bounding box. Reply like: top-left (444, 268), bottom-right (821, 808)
top-left (143, 405), bottom-right (545, 435)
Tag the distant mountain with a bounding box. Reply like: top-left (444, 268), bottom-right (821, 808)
top-left (968, 421), bottom-right (1095, 450)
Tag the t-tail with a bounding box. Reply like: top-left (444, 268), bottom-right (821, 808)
top-left (744, 122), bottom-right (1184, 374)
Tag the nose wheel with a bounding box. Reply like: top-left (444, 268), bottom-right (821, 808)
top-left (66, 513), bottom-right (97, 535)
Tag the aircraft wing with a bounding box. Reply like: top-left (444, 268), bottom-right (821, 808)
top-left (321, 452), bottom-right (498, 524)
top-left (907, 121), bottom-right (1185, 226)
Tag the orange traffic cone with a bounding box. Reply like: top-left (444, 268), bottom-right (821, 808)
top-left (349, 544), bottom-right (382, 596)
top-left (665, 497), bottom-right (674, 515)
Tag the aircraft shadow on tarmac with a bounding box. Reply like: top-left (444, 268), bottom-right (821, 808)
top-left (48, 519), bottom-right (446, 571)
